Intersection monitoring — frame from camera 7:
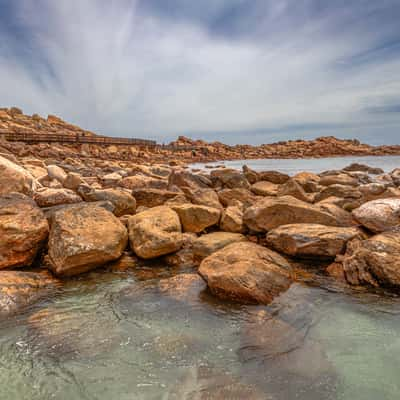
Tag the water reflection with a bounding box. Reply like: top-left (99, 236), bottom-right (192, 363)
top-left (0, 268), bottom-right (400, 399)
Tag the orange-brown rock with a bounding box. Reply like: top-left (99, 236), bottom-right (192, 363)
top-left (0, 155), bottom-right (39, 195)
top-left (342, 230), bottom-right (400, 287)
top-left (266, 224), bottom-right (365, 258)
top-left (244, 196), bottom-right (351, 232)
top-left (171, 204), bottom-right (221, 233)
top-left (199, 242), bottom-right (293, 304)
top-left (193, 232), bottom-right (247, 259)
top-left (128, 206), bottom-right (183, 259)
top-left (33, 187), bottom-right (82, 207)
top-left (352, 198), bottom-right (400, 233)
top-left (0, 193), bottom-right (49, 269)
top-left (48, 204), bottom-right (128, 276)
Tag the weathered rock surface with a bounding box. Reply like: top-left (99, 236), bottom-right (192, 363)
top-left (315, 184), bottom-right (362, 203)
top-left (183, 188), bottom-right (223, 210)
top-left (199, 242), bottom-right (293, 304)
top-left (48, 205), bottom-right (128, 276)
top-left (47, 164), bottom-right (67, 184)
top-left (220, 205), bottom-right (245, 233)
top-left (79, 186), bottom-right (136, 216)
top-left (352, 198), bottom-right (400, 233)
top-left (193, 232), bottom-right (247, 259)
top-left (33, 187), bottom-right (82, 207)
top-left (266, 224), bottom-right (365, 258)
top-left (0, 271), bottom-right (60, 317)
top-left (211, 169), bottom-right (250, 189)
top-left (319, 173), bottom-right (359, 187)
top-left (172, 204), bottom-right (221, 233)
top-left (119, 175), bottom-right (168, 190)
top-left (342, 230), bottom-right (400, 287)
top-left (244, 196), bottom-right (350, 232)
top-left (132, 188), bottom-right (182, 208)
top-left (0, 155), bottom-right (39, 195)
top-left (277, 179), bottom-right (314, 203)
top-left (128, 206), bottom-right (183, 259)
top-left (258, 170), bottom-right (290, 184)
top-left (218, 188), bottom-right (259, 207)
top-left (251, 181), bottom-right (279, 196)
top-left (0, 193), bottom-right (49, 269)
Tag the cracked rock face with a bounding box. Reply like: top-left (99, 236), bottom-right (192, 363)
top-left (48, 204), bottom-right (128, 276)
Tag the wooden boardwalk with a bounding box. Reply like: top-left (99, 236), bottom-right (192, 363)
top-left (1, 131), bottom-right (157, 147)
top-left (0, 131), bottom-right (198, 151)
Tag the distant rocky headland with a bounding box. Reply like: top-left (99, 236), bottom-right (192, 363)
top-left (1, 107), bottom-right (400, 164)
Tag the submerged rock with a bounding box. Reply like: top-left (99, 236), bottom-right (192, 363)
top-left (0, 271), bottom-right (60, 317)
top-left (48, 205), bottom-right (128, 276)
top-left (352, 198), bottom-right (400, 233)
top-left (199, 242), bottom-right (293, 304)
top-left (266, 223), bottom-right (365, 258)
top-left (158, 273), bottom-right (206, 303)
top-left (128, 206), bottom-right (183, 259)
top-left (0, 193), bottom-right (49, 269)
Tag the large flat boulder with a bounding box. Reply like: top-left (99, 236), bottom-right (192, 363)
top-left (342, 230), bottom-right (400, 287)
top-left (199, 242), bottom-right (293, 304)
top-left (193, 232), bottom-right (247, 259)
top-left (48, 205), bottom-right (128, 276)
top-left (266, 223), bottom-right (365, 258)
top-left (352, 198), bottom-right (400, 233)
top-left (172, 204), bottom-right (221, 233)
top-left (0, 155), bottom-right (39, 195)
top-left (0, 271), bottom-right (60, 317)
top-left (128, 206), bottom-right (183, 259)
top-left (243, 196), bottom-right (350, 232)
top-left (0, 193), bottom-right (49, 269)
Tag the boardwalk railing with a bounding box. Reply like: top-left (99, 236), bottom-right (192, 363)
top-left (0, 131), bottom-right (199, 152)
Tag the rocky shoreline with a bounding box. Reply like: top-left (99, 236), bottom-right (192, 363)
top-left (2, 137), bottom-right (400, 316)
top-left (2, 108), bottom-right (400, 164)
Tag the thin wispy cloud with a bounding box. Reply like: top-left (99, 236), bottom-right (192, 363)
top-left (0, 0), bottom-right (400, 144)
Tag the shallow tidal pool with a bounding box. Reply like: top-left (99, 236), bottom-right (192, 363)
top-left (0, 265), bottom-right (399, 400)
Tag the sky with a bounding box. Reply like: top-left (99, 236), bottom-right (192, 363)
top-left (1, 0), bottom-right (400, 145)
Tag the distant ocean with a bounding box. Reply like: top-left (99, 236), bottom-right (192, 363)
top-left (191, 155), bottom-right (400, 175)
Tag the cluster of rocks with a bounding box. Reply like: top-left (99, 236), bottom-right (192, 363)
top-left (2, 108), bottom-right (400, 166)
top-left (2, 146), bottom-right (400, 316)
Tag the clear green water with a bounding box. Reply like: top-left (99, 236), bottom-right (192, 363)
top-left (0, 266), bottom-right (399, 400)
